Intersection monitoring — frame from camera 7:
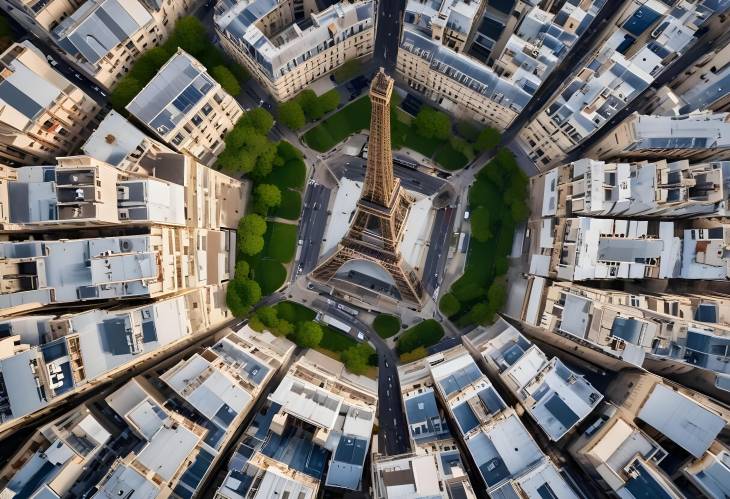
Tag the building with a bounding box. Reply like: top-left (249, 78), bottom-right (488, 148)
top-left (466, 0), bottom-right (534, 64)
top-left (527, 214), bottom-right (730, 282)
top-left (215, 350), bottom-right (378, 496)
top-left (0, 287), bottom-right (230, 432)
top-left (544, 157), bottom-right (730, 219)
top-left (0, 0), bottom-right (85, 40)
top-left (464, 318), bottom-right (603, 442)
top-left (20, 0), bottom-right (196, 90)
top-left (518, 0), bottom-right (724, 168)
top-left (214, 0), bottom-right (374, 101)
top-left (398, 346), bottom-right (579, 497)
top-left (0, 41), bottom-right (98, 166)
top-left (587, 111), bottom-right (730, 162)
top-left (371, 452), bottom-right (477, 499)
top-left (569, 371), bottom-right (730, 498)
top-left (82, 110), bottom-right (246, 230)
top-left (126, 49), bottom-right (244, 166)
top-left (92, 327), bottom-right (292, 499)
top-left (403, 0), bottom-right (484, 54)
top-left (0, 405), bottom-right (110, 498)
top-left (0, 155), bottom-right (186, 231)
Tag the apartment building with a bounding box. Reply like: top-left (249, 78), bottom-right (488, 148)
top-left (0, 287), bottom-right (230, 432)
top-left (397, 346), bottom-right (579, 497)
top-left (215, 349), bottom-right (378, 496)
top-left (0, 41), bottom-right (98, 166)
top-left (519, 0), bottom-right (722, 168)
top-left (0, 0), bottom-right (84, 39)
top-left (398, 0), bottom-right (604, 130)
top-left (214, 0), bottom-right (374, 101)
top-left (48, 0), bottom-right (195, 90)
top-left (569, 371), bottom-right (730, 498)
top-left (82, 110), bottom-right (246, 230)
top-left (0, 155), bottom-right (185, 231)
top-left (542, 157), bottom-right (730, 219)
top-left (0, 405), bottom-right (110, 498)
top-left (464, 318), bottom-right (603, 442)
top-left (587, 111), bottom-right (730, 162)
top-left (126, 49), bottom-right (244, 166)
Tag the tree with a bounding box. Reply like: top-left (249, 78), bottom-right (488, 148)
top-left (244, 108), bottom-right (275, 135)
top-left (109, 77), bottom-right (142, 111)
top-left (487, 280), bottom-right (507, 312)
top-left (251, 142), bottom-right (278, 179)
top-left (319, 90), bottom-right (340, 114)
top-left (470, 205), bottom-right (493, 242)
top-left (226, 277), bottom-right (261, 316)
top-left (341, 344), bottom-right (373, 375)
top-left (239, 214), bottom-right (267, 236)
top-left (458, 302), bottom-right (494, 327)
top-left (277, 141), bottom-right (303, 162)
top-left (456, 121), bottom-right (480, 142)
top-left (414, 108), bottom-right (450, 140)
top-left (399, 347), bottom-right (428, 363)
top-left (297, 90), bottom-right (324, 121)
top-left (172, 17), bottom-right (208, 56)
top-left (278, 101), bottom-right (306, 130)
top-left (275, 319), bottom-right (294, 337)
top-left (211, 65), bottom-right (240, 96)
top-left (132, 47), bottom-right (171, 81)
top-left (475, 127), bottom-right (501, 152)
top-left (439, 293), bottom-right (461, 317)
top-left (254, 184), bottom-right (281, 214)
top-left (294, 321), bottom-right (323, 348)
top-left (255, 306), bottom-right (279, 329)
top-left (239, 234), bottom-right (264, 255)
top-left (235, 260), bottom-right (250, 279)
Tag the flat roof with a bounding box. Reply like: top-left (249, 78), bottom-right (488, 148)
top-left (638, 383), bottom-right (726, 458)
top-left (82, 110), bottom-right (150, 167)
top-left (268, 375), bottom-right (343, 430)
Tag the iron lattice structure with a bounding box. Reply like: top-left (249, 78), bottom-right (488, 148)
top-left (313, 69), bottom-right (423, 304)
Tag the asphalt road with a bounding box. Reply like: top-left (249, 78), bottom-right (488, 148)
top-left (373, 0), bottom-right (405, 72)
top-left (421, 204), bottom-right (457, 295)
top-left (333, 155), bottom-right (446, 196)
top-left (294, 183), bottom-right (332, 277)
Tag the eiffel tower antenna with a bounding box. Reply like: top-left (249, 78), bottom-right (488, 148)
top-left (312, 68), bottom-right (424, 304)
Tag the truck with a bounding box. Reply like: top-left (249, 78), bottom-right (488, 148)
top-left (336, 302), bottom-right (359, 316)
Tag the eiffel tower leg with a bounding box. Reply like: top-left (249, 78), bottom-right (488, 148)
top-left (382, 260), bottom-right (423, 304)
top-left (312, 246), bottom-right (354, 282)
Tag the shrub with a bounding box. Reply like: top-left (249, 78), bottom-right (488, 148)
top-left (372, 314), bottom-right (400, 338)
top-left (439, 293), bottom-right (461, 317)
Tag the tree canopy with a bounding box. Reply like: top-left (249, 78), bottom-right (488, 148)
top-left (278, 101), bottom-right (306, 130)
top-left (414, 108), bottom-right (451, 141)
top-left (211, 65), bottom-right (240, 96)
top-left (294, 321), bottom-right (323, 348)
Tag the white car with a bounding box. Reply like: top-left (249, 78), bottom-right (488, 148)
top-left (356, 331), bottom-right (365, 340)
top-left (46, 55), bottom-right (58, 66)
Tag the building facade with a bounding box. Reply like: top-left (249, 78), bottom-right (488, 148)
top-left (126, 49), bottom-right (244, 166)
top-left (0, 41), bottom-right (98, 166)
top-left (215, 0), bottom-right (374, 101)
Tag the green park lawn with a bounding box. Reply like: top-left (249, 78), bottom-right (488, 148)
top-left (262, 158), bottom-right (306, 191)
top-left (250, 259), bottom-right (287, 295)
top-left (273, 190), bottom-right (302, 220)
top-left (396, 319), bottom-right (444, 354)
top-left (303, 96), bottom-right (371, 152)
top-left (372, 314), bottom-right (400, 338)
top-left (264, 222), bottom-right (297, 263)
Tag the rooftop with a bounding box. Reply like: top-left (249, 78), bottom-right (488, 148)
top-left (53, 0), bottom-right (152, 66)
top-left (126, 50), bottom-right (216, 138)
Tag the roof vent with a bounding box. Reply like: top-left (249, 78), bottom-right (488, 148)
top-left (105, 134), bottom-right (116, 144)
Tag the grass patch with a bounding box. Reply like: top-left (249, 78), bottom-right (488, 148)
top-left (250, 259), bottom-right (286, 294)
top-left (303, 96), bottom-right (371, 152)
top-left (400, 127), bottom-right (441, 157)
top-left (319, 326), bottom-right (358, 352)
top-left (263, 223), bottom-right (297, 263)
top-left (372, 314), bottom-right (400, 338)
top-left (262, 159), bottom-right (306, 191)
top-left (434, 144), bottom-right (468, 171)
top-left (333, 58), bottom-right (362, 83)
top-left (273, 301), bottom-right (316, 323)
top-left (273, 190), bottom-right (302, 220)
top-left (396, 320), bottom-right (444, 354)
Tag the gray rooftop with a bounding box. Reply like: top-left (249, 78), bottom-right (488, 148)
top-left (404, 390), bottom-right (451, 442)
top-left (82, 110), bottom-right (150, 167)
top-left (53, 0), bottom-right (152, 65)
top-left (126, 51), bottom-right (215, 137)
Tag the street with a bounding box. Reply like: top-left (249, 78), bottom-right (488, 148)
top-left (373, 0), bottom-right (405, 71)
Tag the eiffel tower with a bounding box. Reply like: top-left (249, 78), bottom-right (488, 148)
top-left (312, 69), bottom-right (423, 304)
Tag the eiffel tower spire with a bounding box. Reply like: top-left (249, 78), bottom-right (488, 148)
top-left (313, 69), bottom-right (423, 304)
